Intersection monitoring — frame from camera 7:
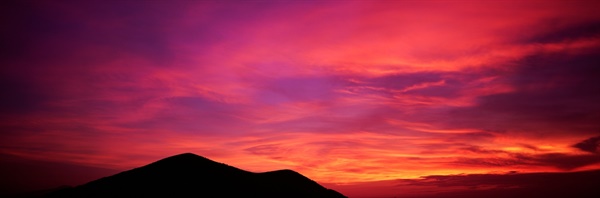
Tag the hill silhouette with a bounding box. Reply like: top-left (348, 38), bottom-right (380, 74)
top-left (44, 153), bottom-right (346, 198)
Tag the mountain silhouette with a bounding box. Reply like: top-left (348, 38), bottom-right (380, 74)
top-left (44, 153), bottom-right (346, 198)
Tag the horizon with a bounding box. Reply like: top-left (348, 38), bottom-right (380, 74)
top-left (3, 152), bottom-right (600, 197)
top-left (2, 0), bottom-right (600, 197)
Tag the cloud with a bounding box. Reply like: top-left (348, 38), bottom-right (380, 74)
top-left (0, 76), bottom-right (50, 114)
top-left (528, 153), bottom-right (600, 170)
top-left (439, 38), bottom-right (600, 136)
top-left (453, 152), bottom-right (600, 170)
top-left (527, 20), bottom-right (600, 43)
top-left (252, 75), bottom-right (346, 105)
top-left (328, 169), bottom-right (600, 198)
top-left (2, 0), bottom-right (600, 192)
top-left (573, 136), bottom-right (600, 154)
top-left (404, 169), bottom-right (600, 198)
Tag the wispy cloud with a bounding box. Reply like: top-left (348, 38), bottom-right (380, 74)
top-left (1, 0), bottom-right (600, 191)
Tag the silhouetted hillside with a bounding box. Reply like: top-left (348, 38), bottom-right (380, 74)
top-left (44, 153), bottom-right (346, 198)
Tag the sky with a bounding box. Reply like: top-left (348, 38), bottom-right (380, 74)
top-left (1, 0), bottom-right (600, 197)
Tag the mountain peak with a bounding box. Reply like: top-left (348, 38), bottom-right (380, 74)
top-left (148, 153), bottom-right (224, 167)
top-left (171, 152), bottom-right (199, 157)
top-left (45, 153), bottom-right (347, 198)
top-left (157, 152), bottom-right (205, 161)
top-left (153, 152), bottom-right (205, 163)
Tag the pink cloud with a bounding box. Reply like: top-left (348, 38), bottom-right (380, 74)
top-left (2, 0), bottom-right (600, 195)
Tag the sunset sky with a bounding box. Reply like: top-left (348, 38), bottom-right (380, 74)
top-left (2, 0), bottom-right (600, 197)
